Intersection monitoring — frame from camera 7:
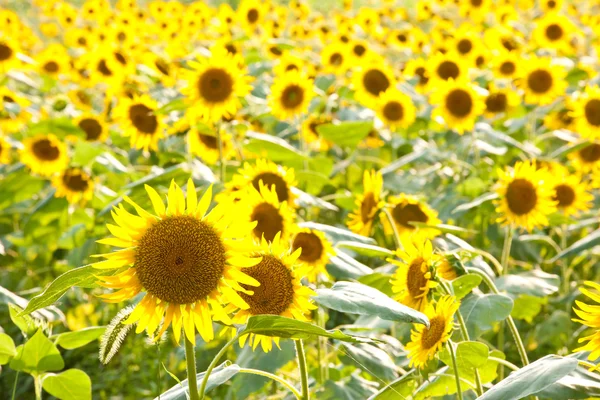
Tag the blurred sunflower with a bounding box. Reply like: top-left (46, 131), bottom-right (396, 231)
top-left (188, 126), bottom-right (235, 165)
top-left (291, 227), bottom-right (335, 282)
top-left (0, 37), bottom-right (20, 72)
top-left (572, 281), bottom-right (600, 361)
top-left (36, 47), bottom-right (70, 78)
top-left (572, 86), bottom-right (600, 139)
top-left (320, 42), bottom-right (349, 75)
top-left (347, 169), bottom-right (385, 236)
top-left (405, 296), bottom-right (460, 368)
top-left (75, 114), bottom-right (109, 142)
top-left (431, 79), bottom-right (484, 134)
top-left (237, 0), bottom-right (265, 33)
top-left (403, 58), bottom-right (430, 93)
top-left (382, 194), bottom-right (441, 241)
top-left (483, 85), bottom-right (521, 118)
top-left (268, 71), bottom-right (314, 120)
top-left (376, 89), bottom-right (416, 130)
top-left (94, 180), bottom-right (260, 344)
top-left (494, 161), bottom-right (557, 231)
top-left (518, 58), bottom-right (567, 105)
top-left (428, 52), bottom-right (467, 83)
top-left (533, 14), bottom-right (575, 52)
top-left (543, 105), bottom-right (575, 131)
top-left (551, 173), bottom-right (593, 217)
top-left (569, 143), bottom-right (600, 173)
top-left (388, 238), bottom-right (438, 312)
top-left (0, 136), bottom-right (11, 164)
top-left (113, 95), bottom-right (164, 151)
top-left (20, 134), bottom-right (69, 176)
top-left (301, 114), bottom-right (333, 151)
top-left (540, 0), bottom-right (563, 12)
top-left (230, 233), bottom-right (316, 352)
top-left (352, 60), bottom-right (395, 107)
top-left (493, 52), bottom-right (519, 79)
top-left (0, 87), bottom-right (30, 134)
top-left (52, 168), bottom-right (94, 205)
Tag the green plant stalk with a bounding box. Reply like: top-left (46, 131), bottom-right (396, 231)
top-left (34, 375), bottom-right (42, 400)
top-left (383, 208), bottom-right (402, 250)
top-left (560, 224), bottom-right (570, 295)
top-left (11, 371), bottom-right (19, 400)
top-left (295, 340), bottom-right (310, 400)
top-left (489, 356), bottom-right (519, 371)
top-left (498, 226), bottom-right (513, 380)
top-left (199, 334), bottom-right (239, 400)
top-left (447, 341), bottom-right (463, 400)
top-left (238, 368), bottom-right (302, 399)
top-left (216, 125), bottom-right (226, 182)
top-left (185, 337), bottom-right (200, 400)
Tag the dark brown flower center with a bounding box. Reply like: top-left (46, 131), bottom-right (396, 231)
top-left (114, 52), bottom-right (126, 65)
top-left (292, 232), bottom-right (324, 263)
top-left (251, 202), bottom-right (284, 242)
top-left (198, 133), bottom-right (218, 149)
top-left (421, 315), bottom-right (446, 349)
top-left (502, 38), bottom-right (518, 51)
top-left (361, 192), bottom-right (377, 223)
top-left (363, 69), bottom-right (390, 96)
top-left (545, 24), bottom-right (563, 41)
top-left (392, 203), bottom-right (428, 229)
top-left (471, 0), bottom-right (483, 6)
top-left (329, 53), bottom-right (343, 66)
top-left (415, 67), bottom-right (429, 85)
top-left (500, 61), bottom-right (515, 75)
top-left (584, 99), bottom-right (600, 126)
top-left (247, 8), bottom-right (259, 23)
top-left (43, 61), bottom-right (59, 73)
top-left (353, 44), bottom-right (366, 56)
top-left (446, 89), bottom-right (473, 118)
top-left (485, 93), bottom-right (508, 113)
top-left (128, 104), bottom-right (158, 134)
top-left (547, 0), bottom-right (556, 7)
top-left (407, 257), bottom-right (428, 298)
top-left (32, 139), bottom-right (60, 161)
top-left (579, 144), bottom-right (600, 162)
top-left (281, 85), bottom-right (305, 109)
top-left (457, 39), bottom-right (473, 54)
top-left (135, 215), bottom-right (226, 304)
top-left (437, 61), bottom-right (460, 81)
top-left (0, 43), bottom-right (13, 61)
top-left (155, 59), bottom-right (170, 76)
top-left (554, 184), bottom-right (575, 207)
top-left (527, 69), bottom-right (553, 94)
top-left (506, 178), bottom-right (537, 215)
top-left (78, 118), bottom-right (103, 140)
top-left (198, 68), bottom-right (233, 103)
top-left (383, 101), bottom-right (404, 122)
top-left (240, 255), bottom-right (294, 315)
top-left (252, 172), bottom-right (289, 202)
top-left (476, 56), bottom-right (485, 67)
top-left (62, 170), bottom-right (90, 192)
top-left (97, 59), bottom-right (112, 76)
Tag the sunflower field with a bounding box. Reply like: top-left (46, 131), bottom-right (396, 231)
top-left (2, 0), bottom-right (600, 399)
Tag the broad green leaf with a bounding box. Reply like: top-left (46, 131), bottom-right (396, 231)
top-left (539, 353), bottom-right (600, 399)
top-left (0, 333), bottom-right (17, 365)
top-left (327, 253), bottom-right (373, 280)
top-left (460, 293), bottom-right (513, 338)
top-left (321, 375), bottom-right (379, 400)
top-left (551, 229), bottom-right (600, 262)
top-left (298, 222), bottom-right (375, 244)
top-left (511, 295), bottom-right (547, 323)
top-left (156, 98), bottom-right (187, 114)
top-left (452, 192), bottom-right (498, 214)
top-left (367, 370), bottom-right (419, 400)
top-left (476, 355), bottom-right (578, 400)
top-left (156, 362), bottom-right (240, 400)
top-left (495, 270), bottom-right (559, 297)
top-left (336, 241), bottom-right (394, 257)
top-left (409, 222), bottom-right (477, 235)
top-left (439, 341), bottom-right (489, 370)
top-left (451, 275), bottom-right (482, 300)
top-left (241, 315), bottom-right (373, 343)
top-left (314, 281), bottom-right (429, 325)
top-left (340, 343), bottom-right (398, 381)
top-left (316, 121), bottom-right (373, 147)
top-left (9, 303), bottom-right (37, 336)
top-left (10, 329), bottom-right (64, 374)
top-left (99, 307), bottom-right (133, 364)
top-left (53, 327), bottom-right (106, 350)
top-left (42, 369), bottom-right (92, 400)
top-left (358, 273), bottom-right (394, 297)
top-left (380, 151), bottom-right (425, 175)
top-left (244, 131), bottom-right (307, 162)
top-left (71, 141), bottom-right (104, 166)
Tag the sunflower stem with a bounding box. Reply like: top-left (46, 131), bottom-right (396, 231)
top-left (185, 337), bottom-right (200, 400)
top-left (500, 226), bottom-right (514, 276)
top-left (11, 371), bottom-right (19, 400)
top-left (238, 368), bottom-right (302, 399)
top-left (198, 334), bottom-right (239, 400)
top-left (447, 341), bottom-right (463, 400)
top-left (34, 375), bottom-right (42, 400)
top-left (216, 125), bottom-right (226, 182)
top-left (295, 339), bottom-right (310, 400)
top-left (383, 208), bottom-right (402, 250)
top-left (560, 224), bottom-right (570, 296)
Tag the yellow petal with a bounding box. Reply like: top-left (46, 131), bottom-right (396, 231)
top-left (186, 179), bottom-right (197, 214)
top-left (196, 184), bottom-right (213, 217)
top-left (145, 184), bottom-right (166, 216)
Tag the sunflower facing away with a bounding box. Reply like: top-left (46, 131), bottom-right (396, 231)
top-left (572, 85), bottom-right (600, 140)
top-left (291, 227), bottom-right (335, 283)
top-left (268, 70), bottom-right (314, 120)
top-left (382, 194), bottom-right (441, 241)
top-left (494, 161), bottom-right (557, 231)
top-left (405, 296), bottom-right (460, 368)
top-left (52, 168), bottom-right (94, 205)
top-left (94, 179), bottom-right (261, 345)
top-left (347, 169), bottom-right (385, 236)
top-left (112, 94), bottom-right (165, 151)
top-left (518, 57), bottom-right (567, 106)
top-left (376, 89), bottom-right (416, 130)
top-left (431, 79), bottom-right (484, 134)
top-left (20, 134), bottom-right (69, 176)
top-left (226, 233), bottom-right (316, 352)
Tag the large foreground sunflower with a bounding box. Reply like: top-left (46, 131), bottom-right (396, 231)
top-left (229, 233), bottom-right (317, 352)
top-left (494, 161), bottom-right (557, 231)
top-left (573, 281), bottom-right (600, 361)
top-left (52, 168), bottom-right (94, 205)
top-left (112, 95), bottom-right (165, 151)
top-left (20, 134), bottom-right (69, 176)
top-left (347, 170), bottom-right (385, 236)
top-left (431, 79), bottom-right (484, 134)
top-left (405, 296), bottom-right (460, 368)
top-left (94, 180), bottom-right (261, 344)
top-left (268, 71), bottom-right (314, 120)
top-left (291, 227), bottom-right (335, 282)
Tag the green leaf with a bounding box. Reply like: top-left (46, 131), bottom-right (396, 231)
top-left (477, 355), bottom-right (578, 400)
top-left (9, 303), bottom-right (37, 336)
top-left (99, 307), bottom-right (133, 365)
top-left (451, 275), bottom-right (482, 300)
top-left (42, 369), bottom-right (92, 400)
top-left (495, 270), bottom-right (559, 297)
top-left (156, 98), bottom-right (187, 114)
top-left (299, 222), bottom-right (375, 244)
top-left (340, 343), bottom-right (398, 381)
top-left (327, 253), bottom-right (373, 280)
top-left (336, 241), bottom-right (394, 257)
top-left (314, 281), bottom-right (429, 325)
top-left (244, 131), bottom-right (307, 162)
top-left (551, 229), bottom-right (600, 262)
top-left (358, 273), bottom-right (394, 297)
top-left (538, 353), bottom-right (600, 399)
top-left (367, 370), bottom-right (419, 400)
top-left (511, 295), bottom-right (547, 323)
top-left (439, 341), bottom-right (489, 370)
top-left (452, 192), bottom-right (498, 214)
top-left (316, 121), bottom-right (373, 147)
top-left (549, 140), bottom-right (590, 159)
top-left (460, 293), bottom-right (513, 338)
top-left (0, 333), bottom-right (17, 365)
top-left (53, 327), bottom-right (105, 350)
top-left (71, 141), bottom-right (104, 166)
top-left (9, 329), bottom-right (64, 374)
top-left (156, 362), bottom-right (240, 399)
top-left (409, 222), bottom-right (477, 235)
top-left (380, 151), bottom-right (425, 175)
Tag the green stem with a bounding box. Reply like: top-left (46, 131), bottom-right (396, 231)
top-left (465, 248), bottom-right (503, 275)
top-left (383, 208), bottom-right (402, 250)
top-left (295, 340), bottom-right (310, 400)
top-left (238, 368), bottom-right (302, 399)
top-left (500, 226), bottom-right (514, 276)
top-left (489, 356), bottom-right (519, 372)
top-left (34, 375), bottom-right (42, 400)
top-left (185, 337), bottom-right (200, 400)
top-left (199, 334), bottom-right (239, 400)
top-left (11, 371), bottom-right (19, 400)
top-left (216, 125), bottom-right (225, 182)
top-left (447, 341), bottom-right (463, 400)
top-left (560, 224), bottom-right (570, 296)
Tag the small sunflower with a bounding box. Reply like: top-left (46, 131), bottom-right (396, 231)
top-left (569, 142), bottom-right (600, 173)
top-left (230, 233), bottom-right (317, 352)
top-left (403, 58), bottom-right (430, 93)
top-left (94, 179), bottom-right (261, 345)
top-left (0, 87), bottom-right (30, 134)
top-left (320, 42), bottom-right (349, 75)
top-left (237, 0), bottom-right (265, 33)
top-left (573, 281), bottom-right (600, 361)
top-left (112, 94), bottom-right (165, 151)
top-left (543, 106), bottom-right (575, 131)
top-left (388, 238), bottom-right (438, 312)
top-left (347, 169), bottom-right (385, 236)
top-left (382, 194), bottom-right (441, 241)
top-left (435, 254), bottom-right (464, 281)
top-left (431, 79), bottom-right (485, 134)
top-left (533, 14), bottom-right (575, 52)
top-left (20, 134), bottom-right (69, 176)
top-left (359, 128), bottom-right (385, 149)
top-left (75, 114), bottom-right (109, 142)
top-left (348, 39), bottom-right (371, 63)
top-left (0, 136), bottom-right (11, 164)
top-left (291, 227), bottom-right (335, 282)
top-left (493, 52), bottom-right (519, 79)
top-left (268, 71), bottom-right (314, 120)
top-left (352, 60), bottom-right (396, 107)
top-left (188, 126), bottom-right (235, 165)
top-left (376, 89), bottom-right (416, 130)
top-left (572, 86), bottom-right (600, 140)
top-left (405, 296), bottom-right (460, 368)
top-left (551, 173), bottom-right (593, 217)
top-left (0, 37), bottom-right (20, 72)
top-left (427, 52), bottom-right (467, 83)
top-left (301, 114), bottom-right (333, 152)
top-left (483, 85), bottom-right (521, 118)
top-left (494, 161), bottom-right (557, 231)
top-left (518, 57), bottom-right (567, 106)
top-left (182, 47), bottom-right (252, 123)
top-left (52, 168), bottom-right (94, 205)
top-left (142, 52), bottom-right (178, 88)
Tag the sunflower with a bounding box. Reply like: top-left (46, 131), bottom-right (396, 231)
top-left (348, 39), bottom-right (371, 63)
top-left (36, 47), bottom-right (70, 78)
top-left (382, 194), bottom-right (441, 241)
top-left (320, 42), bottom-right (349, 75)
top-left (94, 180), bottom-right (261, 345)
top-left (274, 54), bottom-right (316, 79)
top-left (483, 85), bottom-right (521, 118)
top-left (431, 79), bottom-right (485, 134)
top-left (494, 161), bottom-right (557, 231)
top-left (0, 37), bottom-right (20, 72)
top-left (572, 86), bottom-right (600, 140)
top-left (493, 52), bottom-right (519, 79)
top-left (541, 0), bottom-right (563, 12)
top-left (226, 159), bottom-right (297, 206)
top-left (20, 134), bottom-right (69, 177)
top-left (376, 89), bottom-right (416, 130)
top-left (237, 0), bottom-right (265, 33)
top-left (52, 168), bottom-right (95, 205)
top-left (352, 60), bottom-right (396, 107)
top-left (75, 114), bottom-right (109, 142)
top-left (188, 126), bottom-right (235, 165)
top-left (518, 57), bottom-right (567, 106)
top-left (347, 170), bottom-right (385, 236)
top-left (291, 227), bottom-right (335, 282)
top-left (0, 136), bottom-right (11, 164)
top-left (569, 142), bottom-right (600, 173)
top-left (551, 172), bottom-right (593, 217)
top-left (0, 87), bottom-right (30, 134)
top-left (301, 114), bottom-right (333, 151)
top-left (572, 281), bottom-right (600, 361)
top-left (403, 58), bottom-right (430, 93)
top-left (112, 94), bottom-right (164, 152)
top-left (268, 71), bottom-right (314, 120)
top-left (428, 52), bottom-right (467, 83)
top-left (533, 13), bottom-right (575, 52)
top-left (543, 105), bottom-right (576, 131)
top-left (359, 128), bottom-right (386, 149)
top-left (405, 296), bottom-right (460, 368)
top-left (229, 233), bottom-right (317, 352)
top-left (182, 47), bottom-right (252, 123)
top-left (388, 238), bottom-right (438, 312)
